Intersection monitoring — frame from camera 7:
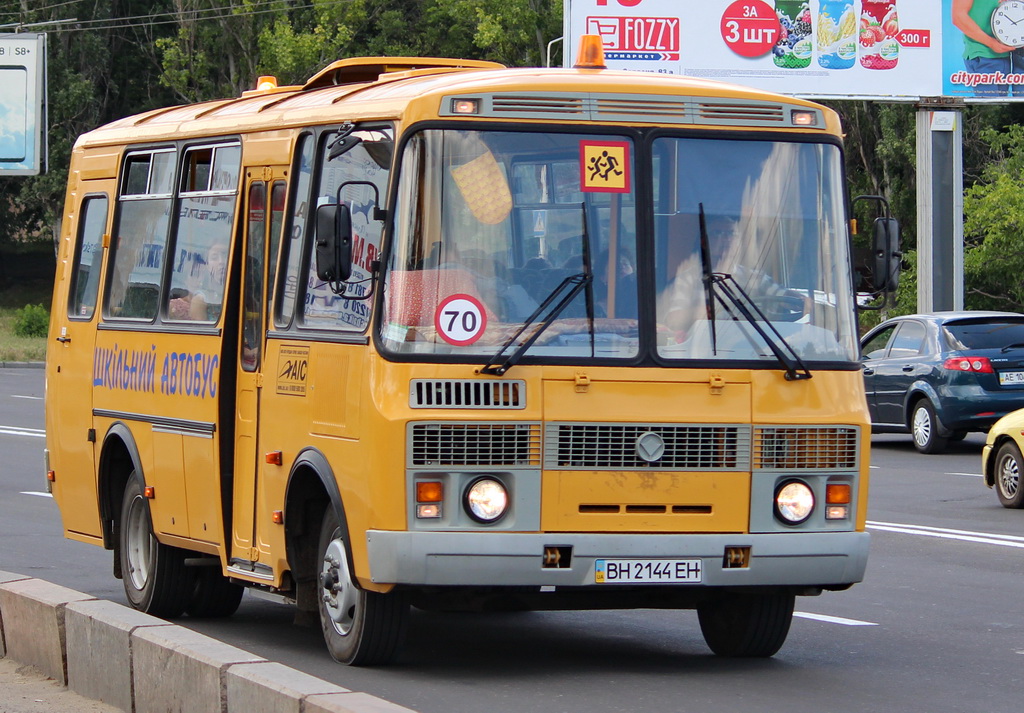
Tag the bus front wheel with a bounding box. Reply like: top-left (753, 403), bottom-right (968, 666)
top-left (119, 475), bottom-right (192, 618)
top-left (316, 508), bottom-right (408, 665)
top-left (697, 591), bottom-right (795, 657)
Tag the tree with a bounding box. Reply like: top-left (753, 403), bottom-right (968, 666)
top-left (963, 124), bottom-right (1024, 311)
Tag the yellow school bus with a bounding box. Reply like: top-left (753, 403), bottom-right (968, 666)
top-left (46, 38), bottom-right (887, 665)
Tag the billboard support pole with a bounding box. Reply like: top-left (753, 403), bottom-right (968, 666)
top-left (916, 107), bottom-right (963, 312)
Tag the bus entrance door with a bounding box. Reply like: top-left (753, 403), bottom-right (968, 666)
top-left (229, 174), bottom-right (287, 582)
top-left (47, 187), bottom-right (111, 540)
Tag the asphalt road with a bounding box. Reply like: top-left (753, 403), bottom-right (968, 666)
top-left (2, 366), bottom-right (1022, 713)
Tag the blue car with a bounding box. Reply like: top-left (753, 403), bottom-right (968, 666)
top-left (860, 311), bottom-right (1024, 454)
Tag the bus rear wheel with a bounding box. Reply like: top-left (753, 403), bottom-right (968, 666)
top-left (119, 475), bottom-right (192, 618)
top-left (187, 567), bottom-right (244, 618)
top-left (697, 591), bottom-right (795, 657)
top-left (316, 508), bottom-right (408, 665)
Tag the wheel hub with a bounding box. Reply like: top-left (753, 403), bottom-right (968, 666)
top-left (320, 539), bottom-right (357, 636)
top-left (999, 455), bottom-right (1019, 498)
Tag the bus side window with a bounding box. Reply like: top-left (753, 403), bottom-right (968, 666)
top-left (301, 125), bottom-right (392, 331)
top-left (165, 143), bottom-right (240, 323)
top-left (106, 150), bottom-right (175, 320)
top-left (276, 134), bottom-right (314, 328)
top-left (69, 195), bottom-right (109, 320)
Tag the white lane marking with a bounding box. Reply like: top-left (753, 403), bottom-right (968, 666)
top-left (795, 612), bottom-right (877, 626)
top-left (11, 395), bottom-right (42, 400)
top-left (868, 520), bottom-right (1024, 548)
top-left (20, 491), bottom-right (53, 498)
top-left (945, 472), bottom-right (982, 478)
top-left (0, 425), bottom-right (45, 438)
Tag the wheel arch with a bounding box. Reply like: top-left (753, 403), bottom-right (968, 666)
top-left (283, 447), bottom-right (349, 613)
top-left (97, 422), bottom-right (145, 551)
top-left (985, 434), bottom-right (1020, 488)
top-left (903, 384), bottom-right (943, 432)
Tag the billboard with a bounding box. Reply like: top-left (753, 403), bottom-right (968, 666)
top-left (0, 33), bottom-right (46, 175)
top-left (564, 1), bottom-right (1024, 101)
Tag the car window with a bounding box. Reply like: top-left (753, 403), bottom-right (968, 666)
top-left (944, 319), bottom-right (1024, 350)
top-left (888, 321), bottom-right (927, 358)
top-left (862, 324), bottom-right (897, 359)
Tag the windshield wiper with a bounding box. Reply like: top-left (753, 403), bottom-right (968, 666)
top-left (1001, 342), bottom-right (1024, 353)
top-left (710, 275), bottom-right (812, 381)
top-left (481, 203), bottom-right (595, 376)
top-left (695, 203), bottom-right (809, 380)
top-left (479, 272), bottom-right (593, 375)
top-left (698, 204), bottom-right (718, 354)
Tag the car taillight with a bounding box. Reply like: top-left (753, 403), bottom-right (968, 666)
top-left (943, 356), bottom-right (994, 373)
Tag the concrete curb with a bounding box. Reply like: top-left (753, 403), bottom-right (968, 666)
top-left (0, 362), bottom-right (45, 369)
top-left (0, 571), bottom-right (417, 713)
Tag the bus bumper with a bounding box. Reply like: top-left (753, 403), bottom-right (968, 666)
top-left (365, 530), bottom-right (869, 589)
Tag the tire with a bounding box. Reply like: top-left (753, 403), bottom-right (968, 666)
top-left (186, 567), bottom-right (244, 618)
top-left (911, 400), bottom-right (948, 454)
top-left (994, 442), bottom-right (1024, 509)
top-left (317, 508), bottom-right (408, 665)
top-left (119, 475), bottom-right (192, 618)
top-left (697, 592), bottom-right (795, 658)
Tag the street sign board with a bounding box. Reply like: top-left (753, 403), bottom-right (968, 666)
top-left (0, 33), bottom-right (46, 175)
top-left (563, 1), bottom-right (1024, 102)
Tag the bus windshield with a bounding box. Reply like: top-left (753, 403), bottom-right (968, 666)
top-left (380, 128), bottom-right (858, 365)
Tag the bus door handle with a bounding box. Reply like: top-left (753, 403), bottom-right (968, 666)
top-left (56, 336), bottom-right (72, 344)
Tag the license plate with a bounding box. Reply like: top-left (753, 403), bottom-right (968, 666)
top-left (999, 370), bottom-right (1024, 385)
top-left (595, 558), bottom-right (702, 584)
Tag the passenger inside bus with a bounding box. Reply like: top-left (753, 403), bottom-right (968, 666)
top-left (168, 243), bottom-right (228, 321)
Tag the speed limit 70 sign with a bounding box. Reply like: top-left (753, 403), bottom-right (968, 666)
top-left (435, 294), bottom-right (488, 346)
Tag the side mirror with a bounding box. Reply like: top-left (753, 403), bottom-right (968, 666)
top-left (314, 202), bottom-right (352, 283)
top-left (872, 217), bottom-right (901, 293)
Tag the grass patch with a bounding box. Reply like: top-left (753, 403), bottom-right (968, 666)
top-left (0, 307), bottom-right (48, 362)
top-left (0, 280), bottom-right (51, 363)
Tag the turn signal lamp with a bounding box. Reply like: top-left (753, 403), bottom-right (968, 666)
top-left (144, 486), bottom-right (156, 499)
top-left (265, 451), bottom-right (283, 466)
top-left (416, 481), bottom-right (443, 502)
top-left (574, 34), bottom-right (607, 69)
top-left (416, 481), bottom-right (444, 519)
top-left (826, 483), bottom-right (851, 504)
top-left (825, 483), bottom-right (851, 520)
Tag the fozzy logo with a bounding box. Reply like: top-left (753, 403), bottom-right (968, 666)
top-left (587, 16), bottom-right (680, 60)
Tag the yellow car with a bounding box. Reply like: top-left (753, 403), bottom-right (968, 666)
top-left (983, 410), bottom-right (1024, 508)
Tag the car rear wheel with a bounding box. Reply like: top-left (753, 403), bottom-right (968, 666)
top-left (995, 442), bottom-right (1024, 509)
top-left (911, 400), bottom-right (948, 454)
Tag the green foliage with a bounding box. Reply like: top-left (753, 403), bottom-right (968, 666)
top-left (962, 125), bottom-right (1024, 312)
top-left (12, 304), bottom-right (49, 338)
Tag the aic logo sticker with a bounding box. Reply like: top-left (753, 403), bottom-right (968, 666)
top-left (277, 345), bottom-right (309, 396)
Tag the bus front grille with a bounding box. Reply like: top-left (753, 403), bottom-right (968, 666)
top-left (409, 422), bottom-right (542, 467)
top-left (410, 379), bottom-right (525, 409)
top-left (753, 426), bottom-right (860, 471)
top-left (544, 423), bottom-right (751, 471)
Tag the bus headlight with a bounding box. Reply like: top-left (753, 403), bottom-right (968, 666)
top-left (775, 480), bottom-right (814, 525)
top-left (464, 477), bottom-right (508, 523)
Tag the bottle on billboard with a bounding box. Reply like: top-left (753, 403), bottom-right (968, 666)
top-left (817, 0), bottom-right (857, 69)
top-left (773, 1), bottom-right (813, 69)
top-left (859, 0), bottom-right (899, 70)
